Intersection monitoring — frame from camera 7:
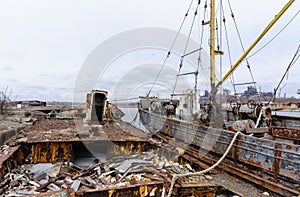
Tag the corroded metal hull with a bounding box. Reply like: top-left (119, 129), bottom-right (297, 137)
top-left (270, 114), bottom-right (300, 144)
top-left (139, 109), bottom-right (300, 185)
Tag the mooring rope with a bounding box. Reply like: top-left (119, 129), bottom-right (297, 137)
top-left (166, 131), bottom-right (242, 197)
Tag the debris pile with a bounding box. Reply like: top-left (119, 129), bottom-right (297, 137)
top-left (22, 118), bottom-right (77, 132)
top-left (0, 145), bottom-right (10, 156)
top-left (6, 118), bottom-right (79, 145)
top-left (0, 151), bottom-right (206, 196)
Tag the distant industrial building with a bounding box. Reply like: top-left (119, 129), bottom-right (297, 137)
top-left (11, 100), bottom-right (47, 108)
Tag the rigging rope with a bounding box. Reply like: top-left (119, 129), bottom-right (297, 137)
top-left (112, 97), bottom-right (140, 102)
top-left (131, 110), bottom-right (139, 124)
top-left (227, 0), bottom-right (261, 102)
top-left (268, 43), bottom-right (300, 104)
top-left (171, 1), bottom-right (200, 99)
top-left (147, 0), bottom-right (195, 97)
top-left (220, 2), bottom-right (237, 99)
top-left (195, 0), bottom-right (209, 93)
top-left (199, 0), bottom-right (208, 51)
top-left (248, 9), bottom-right (300, 59)
top-left (166, 131), bottom-right (242, 197)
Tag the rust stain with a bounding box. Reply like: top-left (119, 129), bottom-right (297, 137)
top-left (21, 143), bottom-right (72, 164)
top-left (133, 190), bottom-right (139, 196)
top-left (108, 189), bottom-right (116, 197)
top-left (272, 143), bottom-right (282, 182)
top-left (139, 185), bottom-right (146, 197)
top-left (272, 127), bottom-right (300, 140)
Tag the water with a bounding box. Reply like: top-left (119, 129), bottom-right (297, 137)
top-left (120, 107), bottom-right (149, 133)
top-left (273, 110), bottom-right (300, 117)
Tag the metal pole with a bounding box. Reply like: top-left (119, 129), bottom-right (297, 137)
top-left (219, 0), bottom-right (295, 86)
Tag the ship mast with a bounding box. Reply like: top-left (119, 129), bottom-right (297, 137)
top-left (210, 0), bottom-right (216, 92)
top-left (209, 0), bottom-right (223, 128)
top-left (208, 0), bottom-right (295, 128)
top-left (209, 0), bottom-right (223, 103)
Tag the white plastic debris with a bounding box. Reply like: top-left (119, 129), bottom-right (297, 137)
top-left (185, 163), bottom-right (194, 172)
top-left (71, 180), bottom-right (81, 192)
top-left (94, 166), bottom-right (101, 175)
top-left (47, 183), bottom-right (61, 191)
top-left (149, 187), bottom-right (158, 197)
top-left (204, 175), bottom-right (213, 181)
top-left (64, 176), bottom-right (73, 184)
top-left (28, 180), bottom-right (40, 187)
top-left (263, 192), bottom-right (270, 196)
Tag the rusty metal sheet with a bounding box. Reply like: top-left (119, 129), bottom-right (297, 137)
top-left (153, 133), bottom-right (273, 197)
top-left (271, 114), bottom-right (300, 128)
top-left (145, 112), bottom-right (300, 182)
top-left (24, 189), bottom-right (75, 197)
top-left (238, 134), bottom-right (300, 181)
top-left (147, 112), bottom-right (165, 133)
top-left (182, 145), bottom-right (300, 197)
top-left (5, 117), bottom-right (150, 145)
top-left (209, 129), bottom-right (300, 181)
top-left (79, 181), bottom-right (163, 197)
top-left (178, 186), bottom-right (230, 197)
top-left (198, 126), bottom-right (300, 181)
top-left (0, 145), bottom-right (20, 178)
top-left (112, 141), bottom-right (157, 156)
top-left (271, 126), bottom-right (300, 140)
top-left (17, 142), bottom-right (72, 164)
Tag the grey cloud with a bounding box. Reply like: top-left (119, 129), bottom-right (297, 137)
top-left (0, 66), bottom-right (13, 71)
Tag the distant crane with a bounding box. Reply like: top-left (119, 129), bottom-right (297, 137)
top-left (278, 84), bottom-right (287, 98)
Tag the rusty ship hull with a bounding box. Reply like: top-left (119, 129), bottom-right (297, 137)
top-left (139, 107), bottom-right (300, 196)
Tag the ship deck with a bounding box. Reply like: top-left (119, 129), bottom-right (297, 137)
top-left (0, 113), bottom-right (299, 196)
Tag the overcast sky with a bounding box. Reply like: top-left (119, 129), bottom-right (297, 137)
top-left (0, 0), bottom-right (299, 102)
